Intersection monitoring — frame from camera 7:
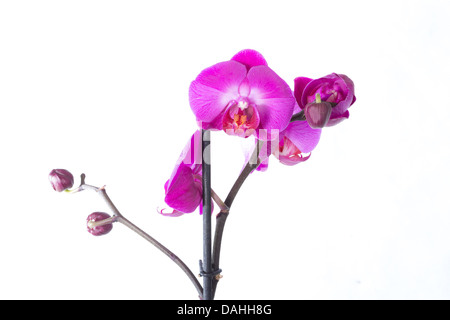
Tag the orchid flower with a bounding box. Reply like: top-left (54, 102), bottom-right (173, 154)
top-left (159, 130), bottom-right (213, 217)
top-left (244, 113), bottom-right (322, 172)
top-left (276, 120), bottom-right (321, 165)
top-left (189, 49), bottom-right (295, 140)
top-left (294, 73), bottom-right (356, 127)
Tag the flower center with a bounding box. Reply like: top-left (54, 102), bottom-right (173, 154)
top-left (233, 113), bottom-right (247, 126)
top-left (222, 100), bottom-right (260, 138)
top-left (238, 100), bottom-right (248, 111)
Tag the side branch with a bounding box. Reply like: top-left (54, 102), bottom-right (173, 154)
top-left (117, 215), bottom-right (203, 299)
top-left (77, 174), bottom-right (203, 299)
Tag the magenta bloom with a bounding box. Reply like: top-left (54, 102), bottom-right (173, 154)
top-left (159, 130), bottom-right (212, 217)
top-left (277, 121), bottom-right (321, 166)
top-left (49, 169), bottom-right (74, 192)
top-left (189, 49), bottom-right (295, 140)
top-left (245, 118), bottom-right (321, 171)
top-left (294, 73), bottom-right (356, 127)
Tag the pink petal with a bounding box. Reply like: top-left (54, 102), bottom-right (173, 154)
top-left (293, 77), bottom-right (313, 109)
top-left (167, 131), bottom-right (202, 190)
top-left (330, 73), bottom-right (355, 116)
top-left (176, 130), bottom-right (203, 169)
top-left (164, 179), bottom-right (170, 193)
top-left (240, 138), bottom-right (272, 172)
top-left (189, 61), bottom-right (247, 130)
top-left (238, 77), bottom-right (251, 97)
top-left (231, 49), bottom-right (268, 70)
top-left (283, 121), bottom-right (321, 153)
top-left (293, 95), bottom-right (302, 114)
top-left (164, 164), bottom-right (202, 214)
top-left (327, 110), bottom-right (350, 127)
top-left (247, 66), bottom-right (295, 139)
top-left (279, 152), bottom-right (311, 166)
top-left (158, 208), bottom-right (186, 217)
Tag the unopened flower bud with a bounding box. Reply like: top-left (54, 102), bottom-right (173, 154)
top-left (304, 94), bottom-right (332, 129)
top-left (294, 73), bottom-right (356, 127)
top-left (87, 212), bottom-right (113, 236)
top-left (49, 169), bottom-right (74, 192)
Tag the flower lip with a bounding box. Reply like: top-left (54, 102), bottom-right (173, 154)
top-left (278, 136), bottom-right (311, 166)
top-left (223, 101), bottom-right (260, 138)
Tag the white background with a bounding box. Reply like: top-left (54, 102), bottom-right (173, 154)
top-left (0, 0), bottom-right (449, 300)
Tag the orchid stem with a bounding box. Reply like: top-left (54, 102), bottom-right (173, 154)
top-left (77, 174), bottom-right (203, 299)
top-left (193, 174), bottom-right (228, 213)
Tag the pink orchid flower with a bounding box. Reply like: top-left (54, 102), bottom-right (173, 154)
top-left (159, 130), bottom-right (213, 217)
top-left (244, 113), bottom-right (322, 171)
top-left (276, 120), bottom-right (321, 166)
top-left (294, 73), bottom-right (356, 127)
top-left (189, 49), bottom-right (295, 140)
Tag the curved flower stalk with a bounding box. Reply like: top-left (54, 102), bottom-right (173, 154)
top-left (189, 49), bottom-right (295, 140)
top-left (49, 172), bottom-right (203, 298)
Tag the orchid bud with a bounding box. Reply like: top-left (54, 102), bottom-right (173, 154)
top-left (304, 94), bottom-right (332, 129)
top-left (294, 73), bottom-right (356, 127)
top-left (49, 169), bottom-right (74, 192)
top-left (87, 212), bottom-right (114, 236)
